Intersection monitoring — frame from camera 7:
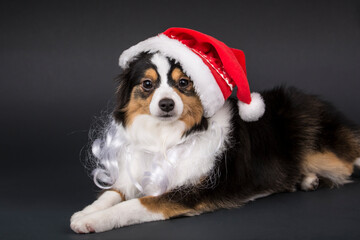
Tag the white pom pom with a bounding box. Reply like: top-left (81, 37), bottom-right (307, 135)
top-left (238, 92), bottom-right (265, 122)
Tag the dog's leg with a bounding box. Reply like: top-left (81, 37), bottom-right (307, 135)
top-left (70, 189), bottom-right (124, 223)
top-left (302, 151), bottom-right (353, 186)
top-left (70, 198), bottom-right (165, 233)
top-left (70, 194), bottom-right (200, 233)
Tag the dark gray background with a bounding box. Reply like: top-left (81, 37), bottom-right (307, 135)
top-left (1, 0), bottom-right (360, 239)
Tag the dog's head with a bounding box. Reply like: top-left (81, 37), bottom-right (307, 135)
top-left (114, 52), bottom-right (207, 133)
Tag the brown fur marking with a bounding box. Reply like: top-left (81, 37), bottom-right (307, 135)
top-left (171, 67), bottom-right (183, 80)
top-left (171, 68), bottom-right (193, 92)
top-left (171, 68), bottom-right (189, 80)
top-left (144, 68), bottom-right (158, 80)
top-left (302, 151), bottom-right (354, 185)
top-left (176, 88), bottom-right (204, 130)
top-left (123, 87), bottom-right (154, 126)
top-left (170, 68), bottom-right (204, 130)
top-left (140, 194), bottom-right (245, 219)
top-left (140, 196), bottom-right (199, 219)
top-left (123, 68), bottom-right (160, 126)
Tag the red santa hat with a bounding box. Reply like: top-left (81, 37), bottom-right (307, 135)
top-left (119, 27), bottom-right (265, 121)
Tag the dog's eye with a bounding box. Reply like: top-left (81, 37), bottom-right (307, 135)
top-left (142, 80), bottom-right (153, 90)
top-left (179, 79), bottom-right (189, 88)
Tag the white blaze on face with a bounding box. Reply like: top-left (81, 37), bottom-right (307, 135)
top-left (149, 53), bottom-right (183, 121)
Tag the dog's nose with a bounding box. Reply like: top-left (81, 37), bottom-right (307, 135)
top-left (159, 98), bottom-right (175, 112)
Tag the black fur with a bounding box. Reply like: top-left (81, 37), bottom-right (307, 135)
top-left (114, 53), bottom-right (360, 213)
top-left (73, 52), bottom-right (360, 234)
top-left (183, 116), bottom-right (208, 137)
top-left (167, 59), bottom-right (197, 97)
top-left (113, 52), bottom-right (157, 123)
top-left (155, 86), bottom-right (360, 210)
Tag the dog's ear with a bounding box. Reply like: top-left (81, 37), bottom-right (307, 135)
top-left (113, 68), bottom-right (132, 124)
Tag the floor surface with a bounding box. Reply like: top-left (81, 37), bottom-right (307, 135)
top-left (2, 161), bottom-right (360, 240)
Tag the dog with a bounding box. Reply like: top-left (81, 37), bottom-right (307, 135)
top-left (70, 29), bottom-right (360, 234)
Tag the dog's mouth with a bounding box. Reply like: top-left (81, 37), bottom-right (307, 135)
top-left (157, 113), bottom-right (177, 121)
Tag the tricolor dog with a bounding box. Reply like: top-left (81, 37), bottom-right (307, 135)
top-left (70, 28), bottom-right (360, 233)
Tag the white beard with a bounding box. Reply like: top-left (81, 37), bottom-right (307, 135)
top-left (92, 102), bottom-right (233, 199)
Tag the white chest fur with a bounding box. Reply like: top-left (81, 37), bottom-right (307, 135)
top-left (94, 102), bottom-right (232, 199)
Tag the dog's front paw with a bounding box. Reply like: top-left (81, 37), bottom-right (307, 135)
top-left (70, 218), bottom-right (95, 234)
top-left (70, 212), bottom-right (113, 234)
top-left (70, 205), bottom-right (102, 222)
top-left (70, 211), bottom-right (87, 222)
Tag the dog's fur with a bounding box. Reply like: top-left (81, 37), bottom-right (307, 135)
top-left (70, 52), bottom-right (360, 233)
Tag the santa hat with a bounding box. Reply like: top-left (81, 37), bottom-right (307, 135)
top-left (119, 27), bottom-right (265, 121)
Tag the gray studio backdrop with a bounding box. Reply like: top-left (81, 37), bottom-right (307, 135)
top-left (1, 1), bottom-right (360, 240)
